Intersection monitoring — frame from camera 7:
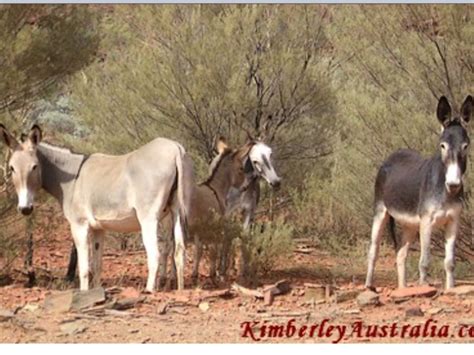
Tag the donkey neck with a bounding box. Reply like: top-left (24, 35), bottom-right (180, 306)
top-left (37, 143), bottom-right (86, 206)
top-left (420, 153), bottom-right (464, 208)
top-left (204, 158), bottom-right (235, 210)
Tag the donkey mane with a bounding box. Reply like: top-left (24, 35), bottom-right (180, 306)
top-left (39, 141), bottom-right (86, 158)
top-left (202, 148), bottom-right (233, 186)
top-left (202, 141), bottom-right (258, 186)
top-left (444, 118), bottom-right (465, 128)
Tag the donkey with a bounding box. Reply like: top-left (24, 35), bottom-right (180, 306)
top-left (158, 137), bottom-right (281, 287)
top-left (365, 95), bottom-right (472, 291)
top-left (209, 138), bottom-right (281, 277)
top-left (0, 124), bottom-right (193, 292)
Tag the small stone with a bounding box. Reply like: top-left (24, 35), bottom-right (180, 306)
top-left (391, 286), bottom-right (437, 300)
top-left (158, 303), bottom-right (168, 315)
top-left (44, 290), bottom-right (74, 313)
top-left (72, 288), bottom-right (106, 310)
top-left (333, 290), bottom-right (359, 303)
top-left (129, 329), bottom-right (140, 334)
top-left (0, 309), bottom-right (14, 322)
top-left (198, 302), bottom-right (210, 312)
top-left (426, 307), bottom-right (443, 315)
top-left (405, 307), bottom-right (424, 317)
top-left (60, 321), bottom-right (88, 335)
top-left (357, 290), bottom-right (380, 307)
top-left (23, 304), bottom-right (40, 312)
top-left (304, 285), bottom-right (326, 303)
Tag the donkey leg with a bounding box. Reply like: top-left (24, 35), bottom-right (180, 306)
top-left (218, 236), bottom-right (232, 279)
top-left (169, 247), bottom-right (177, 290)
top-left (209, 244), bottom-right (218, 283)
top-left (418, 217), bottom-right (433, 285)
top-left (70, 223), bottom-right (90, 291)
top-left (139, 217), bottom-right (159, 292)
top-left (396, 227), bottom-right (416, 289)
top-left (444, 220), bottom-right (458, 289)
top-left (191, 236), bottom-right (202, 286)
top-left (65, 244), bottom-right (78, 282)
top-left (365, 204), bottom-right (389, 290)
top-left (173, 213), bottom-right (186, 291)
top-left (157, 233), bottom-right (170, 290)
top-left (90, 230), bottom-right (105, 289)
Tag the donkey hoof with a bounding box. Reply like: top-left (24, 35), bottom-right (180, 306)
top-left (158, 278), bottom-right (167, 291)
top-left (365, 285), bottom-right (377, 293)
top-left (169, 278), bottom-right (177, 290)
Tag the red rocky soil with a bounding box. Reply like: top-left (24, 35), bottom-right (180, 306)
top-left (1, 218), bottom-right (473, 344)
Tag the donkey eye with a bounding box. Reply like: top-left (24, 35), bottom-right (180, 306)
top-left (32, 164), bottom-right (37, 171)
top-left (9, 166), bottom-right (14, 173)
top-left (462, 143), bottom-right (469, 151)
top-left (440, 143), bottom-right (448, 151)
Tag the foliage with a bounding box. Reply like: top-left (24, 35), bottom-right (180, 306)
top-left (69, 4), bottom-right (338, 182)
top-left (242, 217), bottom-right (294, 277)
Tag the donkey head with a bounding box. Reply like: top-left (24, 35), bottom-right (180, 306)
top-left (0, 124), bottom-right (43, 215)
top-left (437, 95), bottom-right (472, 195)
top-left (246, 141), bottom-right (281, 189)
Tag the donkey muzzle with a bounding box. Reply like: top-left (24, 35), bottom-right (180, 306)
top-left (18, 206), bottom-right (33, 216)
top-left (446, 182), bottom-right (461, 195)
top-left (271, 178), bottom-right (281, 190)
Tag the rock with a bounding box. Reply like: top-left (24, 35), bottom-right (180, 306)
top-left (390, 286), bottom-right (437, 300)
top-left (304, 284), bottom-right (326, 303)
top-left (60, 321), bottom-right (88, 335)
top-left (405, 307), bottom-right (424, 317)
top-left (158, 302), bottom-right (168, 315)
top-left (198, 302), bottom-right (210, 312)
top-left (333, 290), bottom-right (359, 303)
top-left (426, 307), bottom-right (443, 315)
top-left (0, 309), bottom-right (14, 322)
top-left (23, 303), bottom-right (40, 312)
top-left (357, 290), bottom-right (380, 307)
top-left (44, 288), bottom-right (106, 313)
top-left (263, 279), bottom-right (291, 306)
top-left (72, 288), bottom-right (106, 310)
top-left (44, 290), bottom-right (75, 313)
top-left (112, 296), bottom-right (146, 311)
top-left (445, 285), bottom-right (474, 298)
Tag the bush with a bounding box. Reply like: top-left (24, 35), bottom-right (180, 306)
top-left (242, 217), bottom-right (294, 278)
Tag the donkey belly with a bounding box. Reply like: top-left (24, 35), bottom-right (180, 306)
top-left (375, 149), bottom-right (427, 226)
top-left (94, 212), bottom-right (141, 233)
top-left (387, 209), bottom-right (420, 227)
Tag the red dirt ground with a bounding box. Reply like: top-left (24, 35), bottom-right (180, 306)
top-left (0, 217), bottom-right (473, 344)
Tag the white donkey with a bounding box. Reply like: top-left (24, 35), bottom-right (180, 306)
top-left (0, 124), bottom-right (193, 292)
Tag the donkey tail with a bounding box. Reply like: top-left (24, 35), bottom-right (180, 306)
top-left (175, 145), bottom-right (194, 228)
top-left (388, 216), bottom-right (399, 251)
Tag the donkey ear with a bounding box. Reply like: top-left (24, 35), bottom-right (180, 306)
top-left (216, 136), bottom-right (228, 154)
top-left (437, 96), bottom-right (452, 127)
top-left (0, 124), bottom-right (19, 150)
top-left (28, 124), bottom-right (42, 146)
top-left (460, 95), bottom-right (473, 124)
